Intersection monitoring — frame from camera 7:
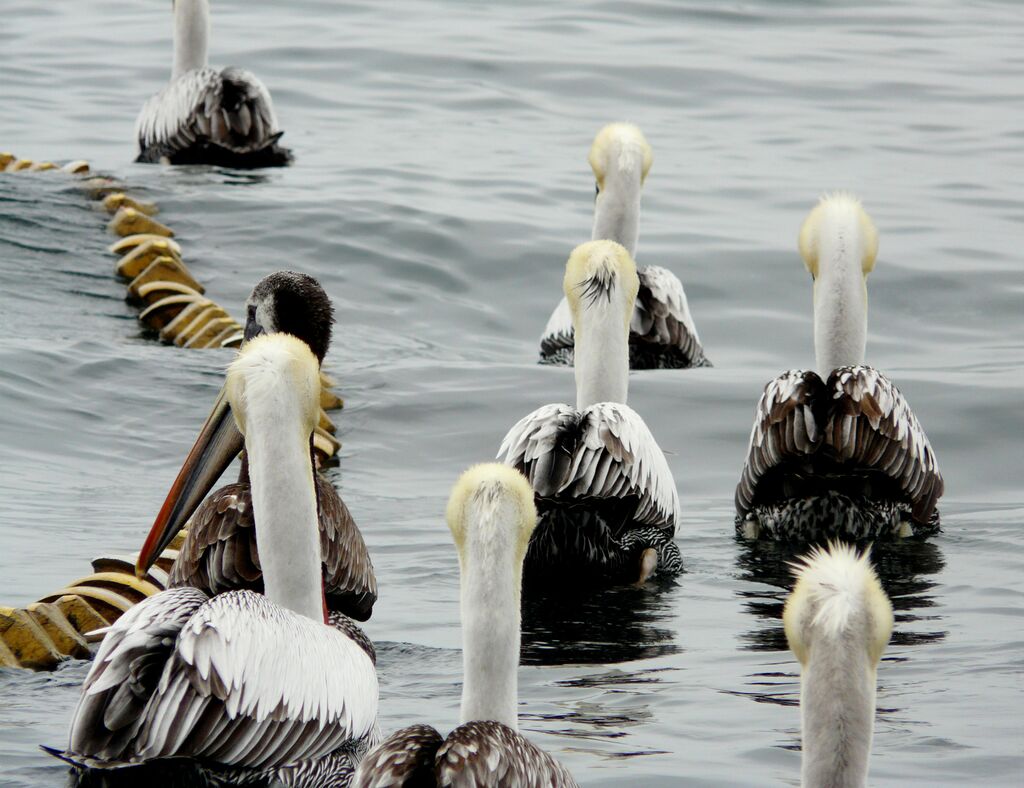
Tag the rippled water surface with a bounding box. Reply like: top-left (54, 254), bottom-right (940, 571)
top-left (1, 1), bottom-right (1022, 785)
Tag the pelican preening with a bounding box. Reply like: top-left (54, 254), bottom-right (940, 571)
top-left (137, 271), bottom-right (377, 621)
top-left (735, 194), bottom-right (944, 541)
top-left (785, 542), bottom-right (894, 788)
top-left (353, 464), bottom-right (577, 787)
top-left (500, 241), bottom-right (682, 586)
top-left (135, 0), bottom-right (291, 167)
top-left (48, 335), bottom-right (378, 784)
top-left (540, 123), bottom-right (709, 369)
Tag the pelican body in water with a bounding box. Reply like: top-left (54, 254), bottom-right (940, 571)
top-left (135, 0), bottom-right (291, 167)
top-left (500, 241), bottom-right (682, 586)
top-left (785, 542), bottom-right (894, 787)
top-left (735, 195), bottom-right (943, 541)
top-left (353, 464), bottom-right (577, 787)
top-left (138, 271), bottom-right (377, 621)
top-left (47, 335), bottom-right (378, 786)
top-left (540, 123), bottom-right (708, 369)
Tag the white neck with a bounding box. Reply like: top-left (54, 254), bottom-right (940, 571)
top-left (173, 0), bottom-right (210, 78)
top-left (244, 404), bottom-right (323, 624)
top-left (458, 499), bottom-right (522, 729)
top-left (574, 288), bottom-right (630, 409)
top-left (812, 237), bottom-right (868, 374)
top-left (591, 169), bottom-right (642, 256)
top-left (801, 643), bottom-right (876, 788)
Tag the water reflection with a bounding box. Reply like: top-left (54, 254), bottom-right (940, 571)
top-left (520, 578), bottom-right (681, 666)
top-left (735, 535), bottom-right (948, 653)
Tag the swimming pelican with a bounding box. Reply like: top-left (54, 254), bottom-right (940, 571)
top-left (137, 271), bottom-right (377, 621)
top-left (135, 0), bottom-right (291, 167)
top-left (47, 335), bottom-right (378, 785)
top-left (500, 240), bottom-right (682, 586)
top-left (735, 194), bottom-right (943, 540)
top-left (540, 123), bottom-right (708, 369)
top-left (784, 542), bottom-right (894, 787)
top-left (352, 464), bottom-right (577, 787)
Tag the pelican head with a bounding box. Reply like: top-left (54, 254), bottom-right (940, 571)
top-left (784, 542), bottom-right (894, 787)
top-left (588, 122), bottom-right (653, 193)
top-left (137, 272), bottom-right (332, 576)
top-left (446, 463), bottom-right (537, 571)
top-left (225, 333), bottom-right (321, 442)
top-left (798, 194), bottom-right (878, 372)
top-left (798, 192), bottom-right (878, 282)
top-left (244, 271), bottom-right (334, 363)
top-left (564, 240), bottom-right (639, 409)
top-left (564, 240), bottom-right (640, 330)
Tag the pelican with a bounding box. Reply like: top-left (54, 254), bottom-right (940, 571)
top-left (138, 271), bottom-right (377, 621)
top-left (784, 542), bottom-right (894, 787)
top-left (735, 194), bottom-right (944, 540)
top-left (353, 464), bottom-right (577, 787)
top-left (499, 240), bottom-right (682, 586)
top-left (135, 0), bottom-right (291, 167)
top-left (46, 335), bottom-right (378, 785)
top-left (540, 123), bottom-right (708, 369)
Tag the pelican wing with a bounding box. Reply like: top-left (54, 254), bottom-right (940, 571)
top-left (735, 369), bottom-right (828, 517)
top-left (826, 365), bottom-right (943, 523)
top-left (539, 296), bottom-right (575, 362)
top-left (73, 590), bottom-right (378, 768)
top-left (171, 482), bottom-right (262, 593)
top-left (318, 481), bottom-right (378, 621)
top-left (69, 587), bottom-right (210, 762)
top-left (631, 265), bottom-right (708, 366)
top-left (352, 724), bottom-right (444, 787)
top-left (436, 721), bottom-right (578, 788)
top-left (135, 67), bottom-right (279, 157)
top-left (171, 477), bottom-right (377, 621)
top-left (498, 402), bottom-right (679, 531)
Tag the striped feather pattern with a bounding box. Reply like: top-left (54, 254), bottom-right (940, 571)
top-left (539, 264), bottom-right (708, 369)
top-left (735, 366), bottom-right (943, 531)
top-left (171, 474), bottom-right (377, 621)
top-left (135, 67), bottom-right (289, 165)
top-left (354, 721), bottom-right (577, 787)
top-left (66, 589), bottom-right (378, 773)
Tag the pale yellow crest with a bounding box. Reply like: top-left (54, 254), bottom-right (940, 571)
top-left (446, 463), bottom-right (537, 560)
top-left (226, 333), bottom-right (321, 438)
top-left (798, 192), bottom-right (879, 278)
top-left (588, 122), bottom-right (653, 190)
top-left (783, 541), bottom-right (893, 667)
top-left (563, 240), bottom-right (640, 331)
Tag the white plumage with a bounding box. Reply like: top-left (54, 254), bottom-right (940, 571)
top-left (509, 241), bottom-right (683, 583)
top-left (69, 588), bottom-right (378, 768)
top-left (735, 195), bottom-right (943, 540)
top-left (499, 401), bottom-right (680, 528)
top-left (539, 123), bottom-right (708, 369)
top-left (135, 0), bottom-right (290, 166)
top-left (52, 335), bottom-right (377, 785)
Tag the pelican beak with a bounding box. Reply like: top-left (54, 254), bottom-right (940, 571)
top-left (136, 387), bottom-right (243, 576)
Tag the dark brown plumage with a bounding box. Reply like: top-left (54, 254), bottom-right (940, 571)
top-left (171, 464), bottom-right (377, 621)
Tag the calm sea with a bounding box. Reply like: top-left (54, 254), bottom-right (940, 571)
top-left (1, 1), bottom-right (1021, 785)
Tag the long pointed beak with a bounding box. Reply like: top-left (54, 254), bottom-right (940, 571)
top-left (136, 387), bottom-right (244, 577)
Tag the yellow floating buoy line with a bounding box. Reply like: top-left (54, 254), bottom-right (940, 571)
top-left (0, 152), bottom-right (344, 668)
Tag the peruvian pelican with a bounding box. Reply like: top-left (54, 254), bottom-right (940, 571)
top-left (135, 0), bottom-right (291, 167)
top-left (499, 240), bottom-right (682, 586)
top-left (785, 542), bottom-right (894, 787)
top-left (46, 335), bottom-right (378, 785)
top-left (540, 123), bottom-right (708, 369)
top-left (353, 464), bottom-right (577, 787)
top-left (137, 271), bottom-right (377, 621)
top-left (735, 194), bottom-right (943, 540)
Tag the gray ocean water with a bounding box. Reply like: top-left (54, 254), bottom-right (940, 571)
top-left (1, 0), bottom-right (1022, 785)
